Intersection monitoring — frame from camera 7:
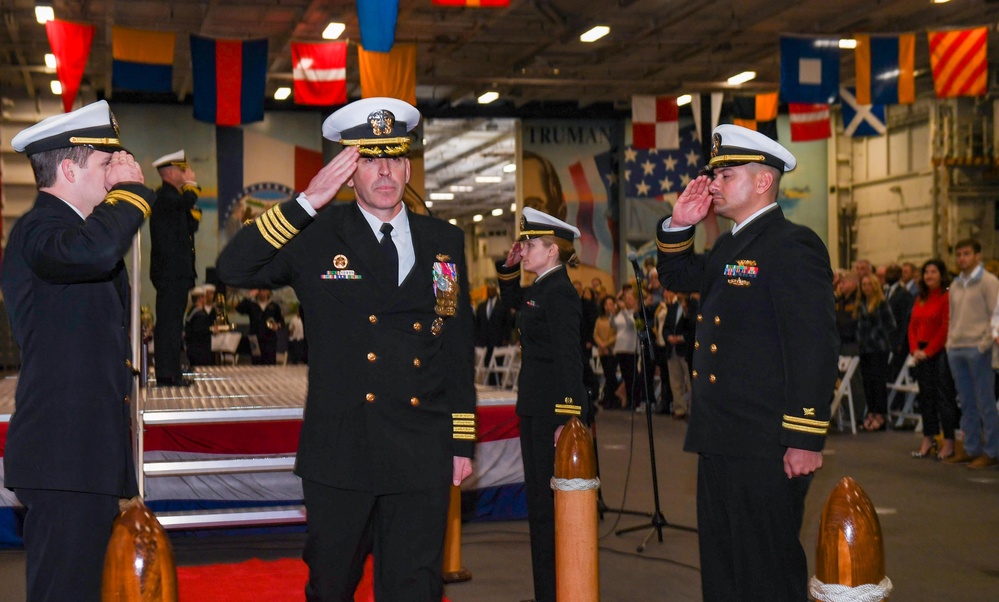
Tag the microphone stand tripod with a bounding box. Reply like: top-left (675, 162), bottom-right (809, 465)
top-left (614, 262), bottom-right (696, 552)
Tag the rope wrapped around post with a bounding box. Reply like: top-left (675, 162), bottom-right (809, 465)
top-left (551, 417), bottom-right (600, 602)
top-left (810, 476), bottom-right (892, 602)
top-left (102, 497), bottom-right (177, 601)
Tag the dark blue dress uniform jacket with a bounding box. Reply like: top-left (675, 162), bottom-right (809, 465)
top-left (149, 182), bottom-right (199, 287)
top-left (656, 207), bottom-right (839, 458)
top-left (496, 263), bottom-right (590, 425)
top-left (216, 201), bottom-right (476, 494)
top-left (1, 186), bottom-right (154, 497)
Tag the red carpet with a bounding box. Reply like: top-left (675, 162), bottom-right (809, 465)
top-left (177, 556), bottom-right (450, 601)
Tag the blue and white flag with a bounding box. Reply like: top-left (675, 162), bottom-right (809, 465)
top-left (780, 36), bottom-right (840, 104)
top-left (840, 87), bottom-right (886, 137)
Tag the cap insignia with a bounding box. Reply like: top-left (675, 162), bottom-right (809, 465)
top-left (368, 110), bottom-right (395, 136)
top-left (711, 132), bottom-right (721, 158)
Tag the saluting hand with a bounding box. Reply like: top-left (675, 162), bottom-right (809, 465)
top-left (504, 241), bottom-right (524, 267)
top-left (302, 146), bottom-right (361, 211)
top-left (105, 151), bottom-right (144, 189)
top-left (669, 174), bottom-right (713, 228)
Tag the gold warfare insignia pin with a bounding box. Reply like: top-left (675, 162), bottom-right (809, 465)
top-left (436, 254), bottom-right (451, 262)
top-left (333, 254), bottom-right (349, 269)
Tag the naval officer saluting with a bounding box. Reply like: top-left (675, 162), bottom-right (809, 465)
top-left (2, 100), bottom-right (154, 602)
top-left (216, 97), bottom-right (476, 602)
top-left (656, 124), bottom-right (838, 602)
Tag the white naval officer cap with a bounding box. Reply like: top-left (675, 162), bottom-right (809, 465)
top-left (191, 286), bottom-right (206, 297)
top-left (322, 97), bottom-right (421, 157)
top-left (11, 100), bottom-right (125, 156)
top-left (519, 207), bottom-right (581, 243)
top-left (707, 124), bottom-right (796, 173)
top-left (153, 149), bottom-right (188, 170)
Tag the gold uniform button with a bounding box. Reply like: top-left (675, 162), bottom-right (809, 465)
top-left (125, 359), bottom-right (132, 368)
top-left (367, 352), bottom-right (377, 362)
top-left (714, 316), bottom-right (721, 325)
top-left (369, 315), bottom-right (378, 324)
top-left (697, 314), bottom-right (703, 323)
top-left (365, 393), bottom-right (375, 403)
top-left (692, 370), bottom-right (698, 379)
top-left (124, 395), bottom-right (130, 404)
top-left (694, 341), bottom-right (700, 350)
top-left (410, 397), bottom-right (420, 407)
top-left (413, 322), bottom-right (423, 332)
top-left (710, 344), bottom-right (718, 353)
top-left (413, 358), bottom-right (422, 368)
top-left (709, 374), bottom-right (717, 383)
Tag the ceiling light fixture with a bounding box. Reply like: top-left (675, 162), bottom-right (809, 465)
top-left (451, 185), bottom-right (474, 192)
top-left (448, 219), bottom-right (457, 225)
top-left (580, 26), bottom-right (610, 43)
top-left (322, 22), bottom-right (346, 39)
top-left (839, 38), bottom-right (857, 49)
top-left (425, 201), bottom-right (433, 208)
top-left (35, 5), bottom-right (54, 23)
top-left (44, 53), bottom-right (56, 69)
top-left (676, 94), bottom-right (692, 106)
top-left (475, 176), bottom-right (502, 183)
top-left (503, 163), bottom-right (516, 173)
top-left (491, 208), bottom-right (503, 217)
top-left (50, 80), bottom-right (62, 95)
top-left (429, 192), bottom-right (454, 201)
top-left (510, 202), bottom-right (517, 212)
top-left (478, 91), bottom-right (499, 104)
top-left (473, 214), bottom-right (484, 222)
top-left (274, 87), bottom-right (291, 100)
top-left (932, 0), bottom-right (951, 4)
top-left (726, 71), bottom-right (757, 85)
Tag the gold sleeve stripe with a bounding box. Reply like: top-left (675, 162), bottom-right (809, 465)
top-left (453, 420), bottom-right (476, 427)
top-left (783, 415), bottom-right (831, 428)
top-left (782, 421), bottom-right (828, 435)
top-left (105, 190), bottom-right (151, 217)
top-left (657, 237), bottom-right (694, 253)
top-left (256, 218), bottom-right (283, 249)
top-left (453, 426), bottom-right (477, 433)
top-left (266, 205), bottom-right (300, 238)
top-left (496, 269), bottom-right (520, 281)
top-left (452, 413), bottom-right (476, 419)
top-left (555, 406), bottom-right (582, 415)
top-left (260, 208), bottom-right (296, 242)
top-left (181, 184), bottom-right (200, 194)
top-left (453, 433), bottom-right (477, 441)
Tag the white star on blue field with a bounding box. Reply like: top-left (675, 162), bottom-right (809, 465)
top-left (624, 126), bottom-right (703, 199)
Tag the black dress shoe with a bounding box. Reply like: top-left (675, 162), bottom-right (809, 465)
top-left (156, 376), bottom-right (193, 387)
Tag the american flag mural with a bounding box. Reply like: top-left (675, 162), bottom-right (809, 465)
top-left (624, 125), bottom-right (703, 200)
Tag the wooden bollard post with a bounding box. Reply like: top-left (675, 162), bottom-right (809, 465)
top-left (442, 484), bottom-right (472, 582)
top-left (552, 417), bottom-right (599, 602)
top-left (810, 476), bottom-right (892, 601)
top-left (102, 498), bottom-right (177, 602)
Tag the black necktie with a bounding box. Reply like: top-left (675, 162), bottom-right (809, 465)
top-left (380, 222), bottom-right (399, 286)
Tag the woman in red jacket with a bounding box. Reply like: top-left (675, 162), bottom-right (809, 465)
top-left (908, 259), bottom-right (959, 459)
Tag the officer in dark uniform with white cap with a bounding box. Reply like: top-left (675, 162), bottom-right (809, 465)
top-left (216, 97), bottom-right (476, 602)
top-left (1, 100), bottom-right (154, 602)
top-left (656, 124), bottom-right (838, 602)
top-left (150, 149), bottom-right (201, 385)
top-left (496, 207), bottom-right (590, 602)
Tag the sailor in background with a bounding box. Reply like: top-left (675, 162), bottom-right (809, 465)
top-left (496, 207), bottom-right (590, 602)
top-left (150, 149), bottom-right (201, 386)
top-left (1, 100), bottom-right (154, 602)
top-left (184, 286), bottom-right (215, 366)
top-left (657, 124), bottom-right (838, 602)
top-left (216, 97), bottom-right (475, 601)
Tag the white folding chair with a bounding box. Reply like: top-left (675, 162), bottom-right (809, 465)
top-left (887, 354), bottom-right (921, 430)
top-left (474, 346), bottom-right (488, 385)
top-left (483, 345), bottom-right (518, 389)
top-left (830, 355), bottom-right (860, 434)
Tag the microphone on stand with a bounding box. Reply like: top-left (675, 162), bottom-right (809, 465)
top-left (627, 251), bottom-right (645, 283)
